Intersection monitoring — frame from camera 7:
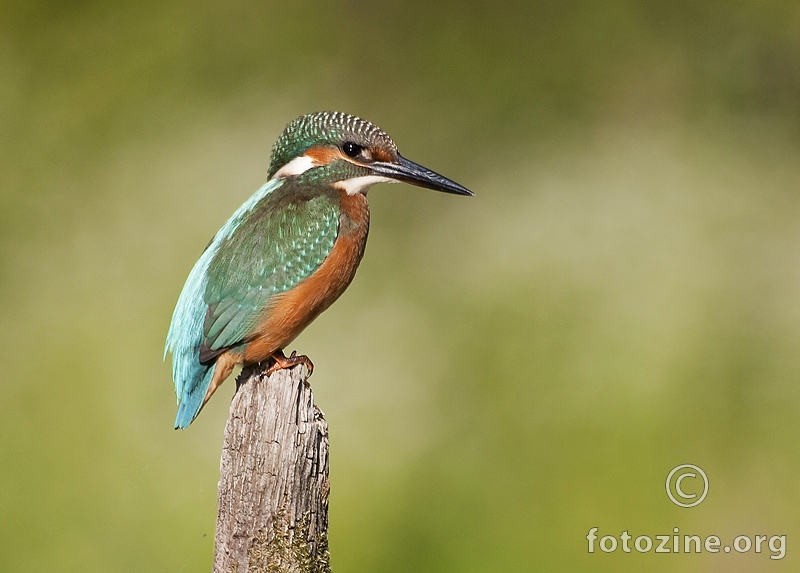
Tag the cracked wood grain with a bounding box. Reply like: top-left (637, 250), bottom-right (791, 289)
top-left (213, 363), bottom-right (330, 573)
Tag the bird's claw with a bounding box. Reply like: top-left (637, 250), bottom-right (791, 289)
top-left (265, 349), bottom-right (314, 377)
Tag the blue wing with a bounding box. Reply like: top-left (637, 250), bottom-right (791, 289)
top-left (165, 179), bottom-right (282, 428)
top-left (164, 179), bottom-right (340, 428)
top-left (200, 188), bottom-right (340, 356)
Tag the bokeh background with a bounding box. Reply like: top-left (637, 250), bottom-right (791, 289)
top-left (2, 1), bottom-right (799, 571)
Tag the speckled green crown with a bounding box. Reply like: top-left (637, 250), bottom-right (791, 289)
top-left (267, 112), bottom-right (397, 178)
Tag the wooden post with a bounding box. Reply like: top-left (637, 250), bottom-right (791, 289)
top-left (213, 363), bottom-right (331, 573)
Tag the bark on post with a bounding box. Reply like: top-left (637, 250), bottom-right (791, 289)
top-left (213, 363), bottom-right (330, 573)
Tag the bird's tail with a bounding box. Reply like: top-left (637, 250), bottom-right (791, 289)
top-left (174, 360), bottom-right (216, 429)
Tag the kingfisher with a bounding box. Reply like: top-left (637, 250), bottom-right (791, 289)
top-left (165, 111), bottom-right (472, 429)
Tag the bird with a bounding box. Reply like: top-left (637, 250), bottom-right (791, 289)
top-left (165, 111), bottom-right (473, 429)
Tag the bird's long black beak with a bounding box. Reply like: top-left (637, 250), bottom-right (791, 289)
top-left (370, 155), bottom-right (474, 196)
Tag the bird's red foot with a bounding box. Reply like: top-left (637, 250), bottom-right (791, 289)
top-left (266, 349), bottom-right (314, 377)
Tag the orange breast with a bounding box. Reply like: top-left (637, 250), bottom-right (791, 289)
top-left (242, 191), bottom-right (370, 364)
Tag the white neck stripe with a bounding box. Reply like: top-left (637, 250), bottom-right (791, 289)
top-left (271, 155), bottom-right (318, 179)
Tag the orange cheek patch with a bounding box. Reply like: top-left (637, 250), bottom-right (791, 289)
top-left (304, 145), bottom-right (348, 166)
top-left (371, 148), bottom-right (393, 162)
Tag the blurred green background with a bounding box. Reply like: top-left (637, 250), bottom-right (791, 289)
top-left (2, 1), bottom-right (799, 571)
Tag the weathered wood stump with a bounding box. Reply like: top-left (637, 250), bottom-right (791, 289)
top-left (213, 363), bottom-right (330, 573)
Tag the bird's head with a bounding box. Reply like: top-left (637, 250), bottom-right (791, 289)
top-left (267, 111), bottom-right (473, 196)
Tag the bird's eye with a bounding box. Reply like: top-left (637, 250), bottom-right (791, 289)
top-left (342, 141), bottom-right (362, 158)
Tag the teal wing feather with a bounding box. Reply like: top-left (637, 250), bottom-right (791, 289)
top-left (164, 179), bottom-right (340, 428)
top-left (201, 187), bottom-right (340, 355)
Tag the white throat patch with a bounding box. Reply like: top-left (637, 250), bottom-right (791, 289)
top-left (334, 175), bottom-right (397, 195)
